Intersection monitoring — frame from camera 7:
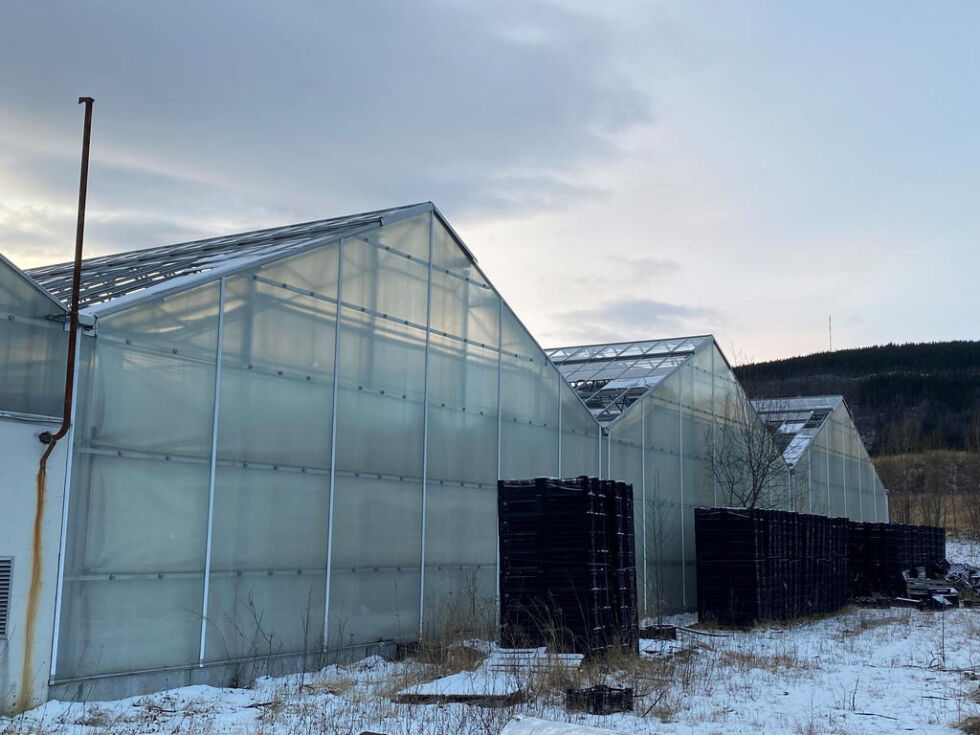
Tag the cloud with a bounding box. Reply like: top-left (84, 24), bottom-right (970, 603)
top-left (552, 297), bottom-right (721, 346)
top-left (561, 254), bottom-right (680, 291)
top-left (623, 256), bottom-right (681, 274)
top-left (0, 0), bottom-right (656, 268)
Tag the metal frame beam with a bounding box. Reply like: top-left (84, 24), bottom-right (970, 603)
top-left (197, 276), bottom-right (226, 665)
top-left (48, 330), bottom-right (83, 680)
top-left (323, 238), bottom-right (345, 649)
top-left (418, 213), bottom-right (434, 638)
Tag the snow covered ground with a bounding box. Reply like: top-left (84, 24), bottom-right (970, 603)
top-left (4, 542), bottom-right (980, 735)
top-left (947, 536), bottom-right (980, 567)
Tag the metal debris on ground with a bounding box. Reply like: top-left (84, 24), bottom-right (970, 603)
top-left (944, 560), bottom-right (980, 603)
top-left (485, 648), bottom-right (584, 673)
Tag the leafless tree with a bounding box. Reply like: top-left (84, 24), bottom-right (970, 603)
top-left (706, 391), bottom-right (790, 510)
top-left (961, 421), bottom-right (980, 539)
top-left (965, 410), bottom-right (980, 454)
top-left (876, 417), bottom-right (926, 523)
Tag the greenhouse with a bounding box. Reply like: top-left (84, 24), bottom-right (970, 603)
top-left (0, 201), bottom-right (887, 709)
top-left (13, 203), bottom-right (601, 700)
top-left (547, 341), bottom-right (886, 616)
top-left (753, 396), bottom-right (888, 522)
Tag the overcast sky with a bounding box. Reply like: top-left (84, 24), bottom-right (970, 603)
top-left (1, 1), bottom-right (977, 362)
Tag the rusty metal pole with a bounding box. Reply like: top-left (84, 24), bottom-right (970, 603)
top-left (39, 96), bottom-right (94, 468)
top-left (19, 97), bottom-right (94, 713)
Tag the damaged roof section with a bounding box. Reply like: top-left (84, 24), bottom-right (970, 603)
top-left (546, 336), bottom-right (712, 425)
top-left (752, 395), bottom-right (844, 466)
top-left (26, 203), bottom-right (430, 310)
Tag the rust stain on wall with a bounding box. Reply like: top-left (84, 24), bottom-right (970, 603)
top-left (15, 467), bottom-right (46, 712)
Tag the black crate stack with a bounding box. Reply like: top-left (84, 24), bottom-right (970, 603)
top-left (605, 481), bottom-right (639, 650)
top-left (498, 477), bottom-right (638, 655)
top-left (697, 511), bottom-right (950, 625)
top-left (847, 521), bottom-right (869, 597)
top-left (848, 522), bottom-right (946, 597)
top-left (694, 508), bottom-right (768, 626)
top-left (696, 508), bottom-right (850, 626)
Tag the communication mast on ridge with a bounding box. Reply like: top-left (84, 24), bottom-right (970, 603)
top-left (828, 315), bottom-right (833, 352)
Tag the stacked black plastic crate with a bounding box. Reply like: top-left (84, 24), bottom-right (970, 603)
top-left (694, 508), bottom-right (769, 626)
top-left (846, 522), bottom-right (947, 598)
top-left (765, 509), bottom-right (798, 620)
top-left (864, 522), bottom-right (885, 594)
top-left (697, 508), bottom-right (854, 625)
top-left (830, 517), bottom-right (850, 611)
top-left (605, 480), bottom-right (639, 651)
top-left (498, 477), bottom-right (637, 655)
top-left (932, 526), bottom-right (947, 569)
top-left (799, 513), bottom-right (817, 615)
top-left (847, 521), bottom-right (868, 597)
top-left (882, 524), bottom-right (905, 596)
top-left (801, 513), bottom-right (830, 615)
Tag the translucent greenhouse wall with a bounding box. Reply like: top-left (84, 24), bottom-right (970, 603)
top-left (605, 342), bottom-right (750, 614)
top-left (0, 256), bottom-right (66, 417)
top-left (605, 343), bottom-right (886, 616)
top-left (53, 210), bottom-right (599, 684)
top-left (790, 403), bottom-right (888, 523)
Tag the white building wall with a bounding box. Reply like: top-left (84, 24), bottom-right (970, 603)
top-left (0, 415), bottom-right (67, 715)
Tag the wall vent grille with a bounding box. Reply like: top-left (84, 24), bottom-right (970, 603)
top-left (0, 558), bottom-right (11, 638)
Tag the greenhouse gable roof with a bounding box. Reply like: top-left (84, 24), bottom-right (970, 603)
top-left (546, 336), bottom-right (712, 425)
top-left (752, 395), bottom-right (844, 467)
top-left (26, 202), bottom-right (451, 312)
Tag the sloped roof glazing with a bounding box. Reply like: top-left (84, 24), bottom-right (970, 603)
top-left (752, 395), bottom-right (843, 466)
top-left (26, 203), bottom-right (430, 310)
top-left (546, 336), bottom-right (711, 425)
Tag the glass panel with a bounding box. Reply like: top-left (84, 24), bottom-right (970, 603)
top-left (367, 212), bottom-right (429, 260)
top-left (328, 476), bottom-right (421, 645)
top-left (57, 282), bottom-right (219, 679)
top-left (499, 305), bottom-right (559, 479)
top-left (644, 392), bottom-right (684, 615)
top-left (204, 250), bottom-right (338, 662)
top-left (329, 266), bottom-right (426, 646)
top-left (560, 380), bottom-right (599, 477)
top-left (205, 468), bottom-right (328, 661)
top-left (0, 258), bottom-right (66, 416)
top-left (426, 334), bottom-right (497, 485)
top-left (431, 216), bottom-right (475, 276)
top-left (422, 483), bottom-right (497, 639)
top-left (342, 238), bottom-right (429, 326)
top-left (429, 272), bottom-right (498, 346)
top-left (608, 406), bottom-right (644, 610)
top-left (217, 271), bottom-right (336, 468)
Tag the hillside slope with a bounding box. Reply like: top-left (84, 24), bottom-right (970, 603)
top-left (735, 341), bottom-right (980, 455)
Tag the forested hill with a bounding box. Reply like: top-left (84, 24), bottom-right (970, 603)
top-left (735, 341), bottom-right (980, 455)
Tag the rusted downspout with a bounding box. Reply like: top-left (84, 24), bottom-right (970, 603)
top-left (17, 97), bottom-right (94, 712)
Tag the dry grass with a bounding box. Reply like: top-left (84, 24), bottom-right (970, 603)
top-left (6, 608), bottom-right (980, 735)
top-left (958, 715), bottom-right (980, 735)
top-left (298, 676), bottom-right (355, 697)
top-left (71, 706), bottom-right (111, 728)
top-left (413, 642), bottom-right (487, 674)
top-left (719, 649), bottom-right (800, 672)
top-left (838, 613), bottom-right (909, 637)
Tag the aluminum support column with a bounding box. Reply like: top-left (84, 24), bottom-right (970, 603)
top-left (679, 376), bottom-right (686, 608)
top-left (418, 213), bottom-right (435, 638)
top-left (49, 329), bottom-right (83, 679)
top-left (640, 398), bottom-right (648, 613)
top-left (198, 276), bottom-right (226, 665)
top-left (323, 239), bottom-right (345, 649)
top-left (494, 298), bottom-right (503, 621)
top-left (556, 371), bottom-right (562, 477)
